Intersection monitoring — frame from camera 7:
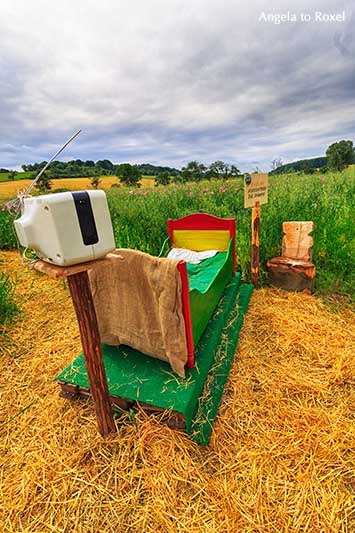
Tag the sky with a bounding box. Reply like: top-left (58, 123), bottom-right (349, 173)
top-left (0, 0), bottom-right (354, 172)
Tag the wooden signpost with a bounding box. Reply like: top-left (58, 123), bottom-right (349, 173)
top-left (244, 173), bottom-right (268, 288)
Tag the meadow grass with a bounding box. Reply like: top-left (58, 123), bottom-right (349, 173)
top-left (0, 271), bottom-right (20, 326)
top-left (1, 171), bottom-right (354, 298)
top-left (107, 172), bottom-right (355, 297)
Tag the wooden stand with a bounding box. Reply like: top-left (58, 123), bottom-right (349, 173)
top-left (33, 258), bottom-right (116, 437)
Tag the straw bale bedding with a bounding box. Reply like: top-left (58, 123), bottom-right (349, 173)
top-left (1, 250), bottom-right (355, 532)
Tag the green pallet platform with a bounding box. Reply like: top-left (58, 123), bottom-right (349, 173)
top-left (56, 274), bottom-right (253, 445)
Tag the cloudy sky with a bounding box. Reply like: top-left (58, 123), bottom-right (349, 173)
top-left (0, 0), bottom-right (353, 171)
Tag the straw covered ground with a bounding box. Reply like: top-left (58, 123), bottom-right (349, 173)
top-left (1, 250), bottom-right (355, 532)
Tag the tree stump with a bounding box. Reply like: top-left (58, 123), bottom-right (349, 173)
top-left (267, 221), bottom-right (316, 292)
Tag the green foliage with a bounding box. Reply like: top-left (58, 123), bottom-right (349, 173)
top-left (34, 171), bottom-right (52, 193)
top-left (90, 176), bottom-right (102, 189)
top-left (22, 161), bottom-right (48, 172)
top-left (207, 161), bottom-right (240, 180)
top-left (300, 162), bottom-right (315, 174)
top-left (0, 210), bottom-right (18, 249)
top-left (116, 164), bottom-right (142, 187)
top-left (6, 161), bottom-right (180, 181)
top-left (270, 156), bottom-right (327, 175)
top-left (179, 161), bottom-right (207, 182)
top-left (177, 160), bottom-right (241, 183)
top-left (133, 163), bottom-right (180, 177)
top-left (7, 171), bottom-right (17, 181)
top-left (154, 171), bottom-right (171, 186)
top-left (326, 140), bottom-right (354, 171)
top-left (96, 159), bottom-right (114, 171)
top-left (0, 171), bottom-right (34, 182)
top-left (0, 271), bottom-right (20, 326)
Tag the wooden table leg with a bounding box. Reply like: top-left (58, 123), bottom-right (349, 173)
top-left (67, 271), bottom-right (116, 436)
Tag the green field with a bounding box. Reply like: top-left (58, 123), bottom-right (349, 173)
top-left (1, 171), bottom-right (354, 299)
top-left (0, 171), bottom-right (34, 182)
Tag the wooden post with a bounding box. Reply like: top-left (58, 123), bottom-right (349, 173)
top-left (251, 201), bottom-right (260, 288)
top-left (67, 271), bottom-right (116, 437)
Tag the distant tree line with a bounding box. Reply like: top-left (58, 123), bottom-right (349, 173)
top-left (22, 159), bottom-right (115, 178)
top-left (17, 158), bottom-right (242, 190)
top-left (270, 140), bottom-right (355, 175)
top-left (115, 160), bottom-right (242, 188)
top-left (137, 163), bottom-right (180, 177)
top-left (175, 160), bottom-right (241, 183)
top-left (21, 159), bottom-right (181, 179)
top-left (269, 157), bottom-right (328, 175)
top-left (7, 138), bottom-right (355, 188)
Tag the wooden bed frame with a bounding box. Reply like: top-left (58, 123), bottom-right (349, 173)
top-left (32, 213), bottom-right (237, 437)
top-left (167, 213), bottom-right (236, 369)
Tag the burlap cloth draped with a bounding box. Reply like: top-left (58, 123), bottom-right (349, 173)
top-left (87, 249), bottom-right (188, 378)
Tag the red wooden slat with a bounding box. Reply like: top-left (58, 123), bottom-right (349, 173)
top-left (177, 261), bottom-right (195, 368)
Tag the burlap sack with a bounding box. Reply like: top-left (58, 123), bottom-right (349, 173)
top-left (87, 249), bottom-right (188, 378)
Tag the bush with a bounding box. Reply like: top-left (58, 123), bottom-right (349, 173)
top-left (326, 140), bottom-right (354, 171)
top-left (34, 171), bottom-right (52, 193)
top-left (90, 176), bottom-right (101, 189)
top-left (154, 172), bottom-right (171, 186)
top-left (116, 164), bottom-right (141, 187)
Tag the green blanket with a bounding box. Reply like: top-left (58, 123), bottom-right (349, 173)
top-left (186, 252), bottom-right (227, 293)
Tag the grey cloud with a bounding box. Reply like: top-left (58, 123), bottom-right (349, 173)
top-left (0, 0), bottom-right (354, 171)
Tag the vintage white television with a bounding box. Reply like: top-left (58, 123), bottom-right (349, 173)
top-left (14, 190), bottom-right (115, 266)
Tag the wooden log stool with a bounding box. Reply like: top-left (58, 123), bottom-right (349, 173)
top-left (267, 221), bottom-right (315, 293)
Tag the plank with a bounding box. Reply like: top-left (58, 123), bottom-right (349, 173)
top-left (32, 253), bottom-right (122, 280)
top-left (59, 382), bottom-right (186, 430)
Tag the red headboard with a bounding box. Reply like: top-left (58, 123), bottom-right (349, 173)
top-left (167, 213), bottom-right (236, 276)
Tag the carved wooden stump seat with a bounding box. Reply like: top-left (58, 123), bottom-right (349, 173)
top-left (267, 221), bottom-right (315, 293)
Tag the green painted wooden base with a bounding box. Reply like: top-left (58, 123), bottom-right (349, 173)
top-left (56, 275), bottom-right (253, 445)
